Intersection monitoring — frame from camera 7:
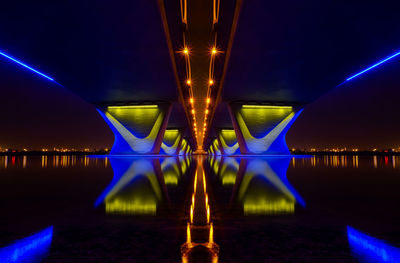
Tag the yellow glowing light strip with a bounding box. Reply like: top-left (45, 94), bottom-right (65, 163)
top-left (213, 0), bottom-right (220, 24)
top-left (242, 105), bottom-right (293, 109)
top-left (180, 0), bottom-right (187, 24)
top-left (107, 105), bottom-right (158, 109)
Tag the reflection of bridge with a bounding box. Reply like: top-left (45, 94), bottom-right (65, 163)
top-left (209, 156), bottom-right (305, 215)
top-left (95, 156), bottom-right (192, 215)
top-left (2, 1), bottom-right (400, 155)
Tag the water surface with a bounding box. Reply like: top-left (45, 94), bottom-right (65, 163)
top-left (1, 155), bottom-right (400, 262)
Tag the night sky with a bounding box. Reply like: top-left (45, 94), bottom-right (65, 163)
top-left (1, 55), bottom-right (400, 151)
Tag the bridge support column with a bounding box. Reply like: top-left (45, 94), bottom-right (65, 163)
top-left (216, 129), bottom-right (240, 155)
top-left (97, 103), bottom-right (172, 155)
top-left (160, 129), bottom-right (184, 155)
top-left (227, 103), bottom-right (303, 155)
top-left (212, 138), bottom-right (223, 155)
top-left (178, 138), bottom-right (189, 155)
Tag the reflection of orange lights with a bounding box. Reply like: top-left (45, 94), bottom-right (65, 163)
top-left (209, 223), bottom-right (214, 244)
top-left (207, 98), bottom-right (211, 104)
top-left (207, 205), bottom-right (210, 223)
top-left (202, 172), bottom-right (206, 192)
top-left (181, 158), bottom-right (218, 262)
top-left (186, 223), bottom-right (192, 245)
top-left (191, 109), bottom-right (195, 114)
top-left (190, 205), bottom-right (194, 223)
top-left (190, 98), bottom-right (194, 104)
top-left (205, 109), bottom-right (209, 114)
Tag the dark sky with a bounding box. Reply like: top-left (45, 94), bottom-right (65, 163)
top-left (1, 56), bottom-right (400, 151)
top-left (287, 58), bottom-right (400, 150)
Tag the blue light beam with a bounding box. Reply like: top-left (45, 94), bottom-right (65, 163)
top-left (346, 51), bottom-right (400, 82)
top-left (0, 226), bottom-right (53, 263)
top-left (0, 50), bottom-right (55, 82)
top-left (347, 226), bottom-right (400, 263)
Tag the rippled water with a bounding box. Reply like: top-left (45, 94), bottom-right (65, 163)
top-left (1, 155), bottom-right (400, 262)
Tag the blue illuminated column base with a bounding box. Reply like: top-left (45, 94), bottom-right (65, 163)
top-left (160, 129), bottom-right (184, 155)
top-left (216, 129), bottom-right (240, 155)
top-left (97, 103), bottom-right (172, 155)
top-left (227, 103), bottom-right (303, 155)
top-left (210, 138), bottom-right (222, 155)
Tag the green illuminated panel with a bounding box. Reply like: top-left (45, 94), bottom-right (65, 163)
top-left (161, 129), bottom-right (182, 155)
top-left (107, 105), bottom-right (162, 138)
top-left (238, 105), bottom-right (292, 138)
top-left (218, 129), bottom-right (239, 155)
top-left (234, 105), bottom-right (299, 154)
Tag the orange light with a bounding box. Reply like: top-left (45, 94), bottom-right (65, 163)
top-left (187, 79), bottom-right (191, 85)
top-left (206, 98), bottom-right (211, 104)
top-left (190, 205), bottom-right (193, 223)
top-left (183, 48), bottom-right (189, 55)
top-left (211, 47), bottom-right (217, 55)
top-left (190, 98), bottom-right (194, 104)
top-left (191, 109), bottom-right (195, 114)
top-left (209, 79), bottom-right (214, 85)
top-left (207, 206), bottom-right (210, 223)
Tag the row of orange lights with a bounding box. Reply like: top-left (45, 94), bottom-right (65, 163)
top-left (182, 46), bottom-right (218, 147)
top-left (182, 47), bottom-right (199, 147)
top-left (201, 47), bottom-right (218, 143)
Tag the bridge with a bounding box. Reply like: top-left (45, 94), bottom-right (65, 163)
top-left (1, 0), bottom-right (400, 155)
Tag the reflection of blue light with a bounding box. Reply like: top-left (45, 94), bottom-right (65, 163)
top-left (0, 51), bottom-right (55, 82)
top-left (346, 51), bottom-right (400, 81)
top-left (0, 226), bottom-right (53, 263)
top-left (94, 157), bottom-right (162, 208)
top-left (248, 157), bottom-right (306, 207)
top-left (347, 226), bottom-right (400, 263)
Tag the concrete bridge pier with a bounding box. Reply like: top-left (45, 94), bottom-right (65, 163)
top-left (160, 128), bottom-right (184, 155)
top-left (215, 128), bottom-right (240, 155)
top-left (97, 103), bottom-right (172, 155)
top-left (227, 102), bottom-right (303, 155)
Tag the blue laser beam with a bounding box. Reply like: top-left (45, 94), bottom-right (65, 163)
top-left (0, 50), bottom-right (55, 81)
top-left (346, 51), bottom-right (400, 81)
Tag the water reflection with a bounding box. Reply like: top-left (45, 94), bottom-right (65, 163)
top-left (95, 158), bottom-right (167, 215)
top-left (211, 156), bottom-right (240, 186)
top-left (239, 158), bottom-right (305, 215)
top-left (2, 154), bottom-right (400, 262)
top-left (181, 156), bottom-right (219, 263)
top-left (347, 226), bottom-right (400, 263)
top-left (1, 154), bottom-right (400, 170)
top-left (210, 157), bottom-right (305, 215)
top-left (161, 157), bottom-right (184, 186)
top-left (0, 226), bottom-right (53, 263)
top-left (95, 156), bottom-right (191, 215)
